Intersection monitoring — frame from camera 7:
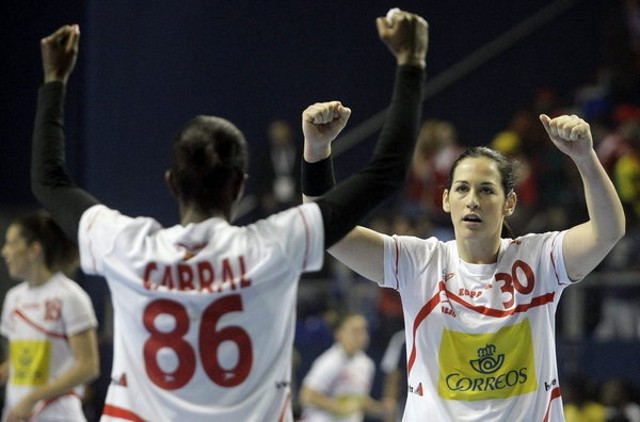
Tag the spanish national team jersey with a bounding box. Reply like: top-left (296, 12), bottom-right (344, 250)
top-left (0, 273), bottom-right (98, 421)
top-left (301, 344), bottom-right (375, 422)
top-left (381, 231), bottom-right (572, 422)
top-left (78, 203), bottom-right (324, 422)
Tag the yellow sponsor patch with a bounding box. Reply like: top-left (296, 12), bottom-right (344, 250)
top-left (438, 319), bottom-right (536, 401)
top-left (10, 341), bottom-right (51, 386)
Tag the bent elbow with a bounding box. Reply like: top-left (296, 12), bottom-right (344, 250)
top-left (600, 223), bottom-right (625, 249)
top-left (612, 217), bottom-right (626, 244)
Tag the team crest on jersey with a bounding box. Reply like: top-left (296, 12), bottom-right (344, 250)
top-left (437, 319), bottom-right (537, 401)
top-left (175, 241), bottom-right (208, 261)
top-left (469, 344), bottom-right (504, 374)
top-left (44, 299), bottom-right (62, 321)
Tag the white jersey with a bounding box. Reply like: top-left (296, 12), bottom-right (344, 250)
top-left (0, 273), bottom-right (98, 421)
top-left (300, 344), bottom-right (375, 422)
top-left (78, 203), bottom-right (324, 422)
top-left (381, 231), bottom-right (573, 422)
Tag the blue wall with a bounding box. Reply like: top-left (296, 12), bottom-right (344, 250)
top-left (0, 0), bottom-right (605, 225)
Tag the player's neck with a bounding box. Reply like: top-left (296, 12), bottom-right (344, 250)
top-left (180, 206), bottom-right (227, 225)
top-left (456, 237), bottom-right (501, 264)
top-left (27, 265), bottom-right (54, 287)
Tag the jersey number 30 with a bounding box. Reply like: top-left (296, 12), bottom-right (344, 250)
top-left (142, 294), bottom-right (253, 390)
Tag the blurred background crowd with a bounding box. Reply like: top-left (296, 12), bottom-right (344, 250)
top-left (1, 0), bottom-right (640, 420)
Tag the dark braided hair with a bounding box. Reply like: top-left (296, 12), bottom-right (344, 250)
top-left (447, 147), bottom-right (516, 238)
top-left (13, 210), bottom-right (79, 274)
top-left (171, 115), bottom-right (248, 215)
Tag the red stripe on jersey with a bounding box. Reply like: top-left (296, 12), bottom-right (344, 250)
top-left (102, 404), bottom-right (146, 422)
top-left (549, 233), bottom-right (569, 286)
top-left (278, 391), bottom-right (291, 422)
top-left (393, 237), bottom-right (400, 290)
top-left (447, 291), bottom-right (556, 318)
top-left (406, 285), bottom-right (555, 376)
top-left (542, 386), bottom-right (562, 422)
top-left (297, 208), bottom-right (310, 270)
top-left (29, 392), bottom-right (81, 420)
top-left (14, 309), bottom-right (67, 340)
top-left (407, 292), bottom-right (441, 374)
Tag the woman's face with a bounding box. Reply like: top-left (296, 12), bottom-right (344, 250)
top-left (337, 315), bottom-right (370, 354)
top-left (1, 224), bottom-right (33, 280)
top-left (443, 156), bottom-right (515, 241)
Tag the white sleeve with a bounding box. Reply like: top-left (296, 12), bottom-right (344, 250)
top-left (254, 202), bottom-right (325, 273)
top-left (302, 347), bottom-right (341, 393)
top-left (78, 204), bottom-right (161, 275)
top-left (540, 230), bottom-right (573, 287)
top-left (63, 282), bottom-right (99, 336)
top-left (382, 235), bottom-right (438, 291)
top-left (0, 289), bottom-right (15, 338)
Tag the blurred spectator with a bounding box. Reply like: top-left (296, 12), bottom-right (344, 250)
top-left (601, 378), bottom-right (640, 422)
top-left (256, 119), bottom-right (300, 217)
top-left (593, 128), bottom-right (640, 339)
top-left (299, 313), bottom-right (393, 422)
top-left (379, 330), bottom-right (406, 422)
top-left (490, 109), bottom-right (539, 236)
top-left (593, 288), bottom-right (640, 340)
top-left (563, 374), bottom-right (606, 422)
top-left (403, 119), bottom-right (462, 229)
top-left (596, 105), bottom-right (640, 176)
top-left (613, 119), bottom-right (640, 224)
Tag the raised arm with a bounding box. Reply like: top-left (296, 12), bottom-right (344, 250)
top-left (302, 10), bottom-right (428, 283)
top-left (31, 25), bottom-right (99, 242)
top-left (539, 114), bottom-right (625, 281)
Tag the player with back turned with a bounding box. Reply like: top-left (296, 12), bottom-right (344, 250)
top-left (30, 10), bottom-right (428, 421)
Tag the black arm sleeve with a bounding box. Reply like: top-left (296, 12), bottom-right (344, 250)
top-left (314, 65), bottom-right (425, 247)
top-left (31, 82), bottom-right (100, 242)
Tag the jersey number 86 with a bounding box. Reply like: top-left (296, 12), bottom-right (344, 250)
top-left (142, 294), bottom-right (253, 390)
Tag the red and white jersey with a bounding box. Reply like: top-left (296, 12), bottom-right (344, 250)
top-left (0, 273), bottom-right (98, 421)
top-left (78, 203), bottom-right (324, 422)
top-left (301, 344), bottom-right (375, 422)
top-left (382, 231), bottom-right (573, 422)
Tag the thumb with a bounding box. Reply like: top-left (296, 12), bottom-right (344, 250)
top-left (337, 105), bottom-right (352, 122)
top-left (539, 114), bottom-right (551, 132)
top-left (376, 17), bottom-right (390, 38)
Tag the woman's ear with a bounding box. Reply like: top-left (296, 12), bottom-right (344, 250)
top-left (504, 191), bottom-right (517, 216)
top-left (442, 189), bottom-right (451, 213)
top-left (28, 241), bottom-right (43, 262)
top-left (165, 170), bottom-right (179, 198)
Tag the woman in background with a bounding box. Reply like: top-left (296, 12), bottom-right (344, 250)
top-left (1, 210), bottom-right (99, 421)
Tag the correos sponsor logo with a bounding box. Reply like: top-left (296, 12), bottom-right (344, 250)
top-left (444, 343), bottom-right (528, 392)
top-left (445, 368), bottom-right (528, 392)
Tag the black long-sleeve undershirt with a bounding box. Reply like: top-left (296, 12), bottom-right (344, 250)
top-left (31, 65), bottom-right (424, 249)
top-left (31, 82), bottom-right (98, 242)
top-left (317, 65), bottom-right (425, 247)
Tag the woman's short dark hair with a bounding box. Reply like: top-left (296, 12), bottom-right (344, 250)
top-left (13, 210), bottom-right (78, 273)
top-left (171, 115), bottom-right (249, 213)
